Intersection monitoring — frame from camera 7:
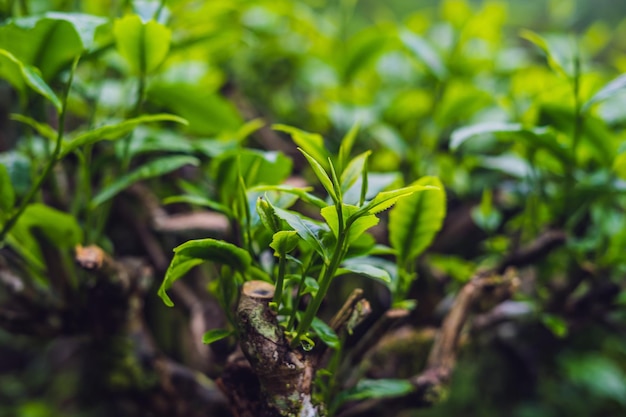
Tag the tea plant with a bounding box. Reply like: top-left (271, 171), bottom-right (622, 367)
top-left (157, 124), bottom-right (446, 415)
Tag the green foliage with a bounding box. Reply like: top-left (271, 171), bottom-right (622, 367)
top-left (2, 0), bottom-right (626, 415)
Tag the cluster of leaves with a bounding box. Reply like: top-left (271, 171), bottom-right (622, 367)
top-left (157, 123), bottom-right (446, 351)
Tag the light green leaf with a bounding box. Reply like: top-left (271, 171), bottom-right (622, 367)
top-left (389, 176), bottom-right (446, 265)
top-left (269, 230), bottom-right (299, 256)
top-left (91, 155), bottom-right (199, 207)
top-left (202, 329), bottom-right (233, 344)
top-left (60, 113), bottom-right (187, 158)
top-left (311, 317), bottom-right (340, 349)
top-left (0, 164), bottom-right (15, 214)
top-left (584, 73), bottom-right (626, 111)
top-left (113, 14), bottom-right (171, 74)
top-left (400, 29), bottom-right (448, 80)
top-left (321, 204), bottom-right (379, 244)
top-left (341, 151), bottom-right (370, 194)
top-left (272, 206), bottom-right (330, 262)
top-left (613, 152), bottom-right (626, 180)
top-left (273, 124), bottom-right (328, 170)
top-left (520, 30), bottom-right (572, 79)
top-left (299, 148), bottom-right (337, 203)
top-left (0, 49), bottom-right (61, 110)
top-left (158, 238), bottom-right (251, 307)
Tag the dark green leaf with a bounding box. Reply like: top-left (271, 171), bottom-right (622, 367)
top-left (0, 14), bottom-right (105, 81)
top-left (60, 114), bottom-right (187, 158)
top-left (202, 329), bottom-right (232, 344)
top-left (0, 164), bottom-right (15, 214)
top-left (331, 379), bottom-right (414, 413)
top-left (0, 49), bottom-right (61, 110)
top-left (158, 238), bottom-right (251, 307)
top-left (91, 156), bottom-right (199, 207)
top-left (310, 317), bottom-right (339, 349)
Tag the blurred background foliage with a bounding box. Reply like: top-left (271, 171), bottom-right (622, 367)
top-left (1, 0), bottom-right (626, 416)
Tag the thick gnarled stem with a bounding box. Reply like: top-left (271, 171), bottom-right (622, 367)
top-left (235, 280), bottom-right (323, 417)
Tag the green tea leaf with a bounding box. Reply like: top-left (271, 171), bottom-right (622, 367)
top-left (60, 114), bottom-right (187, 157)
top-left (91, 155), bottom-right (199, 207)
top-left (389, 176), bottom-right (446, 265)
top-left (299, 148), bottom-right (337, 203)
top-left (520, 30), bottom-right (573, 79)
top-left (311, 317), bottom-right (340, 349)
top-left (0, 49), bottom-right (61, 110)
top-left (158, 238), bottom-right (251, 307)
top-left (113, 14), bottom-right (171, 74)
top-left (202, 329), bottom-right (232, 344)
top-left (269, 230), bottom-right (299, 256)
top-left (341, 151), bottom-right (370, 194)
top-left (337, 260), bottom-right (391, 285)
top-left (321, 204), bottom-right (379, 244)
top-left (359, 184), bottom-right (435, 216)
